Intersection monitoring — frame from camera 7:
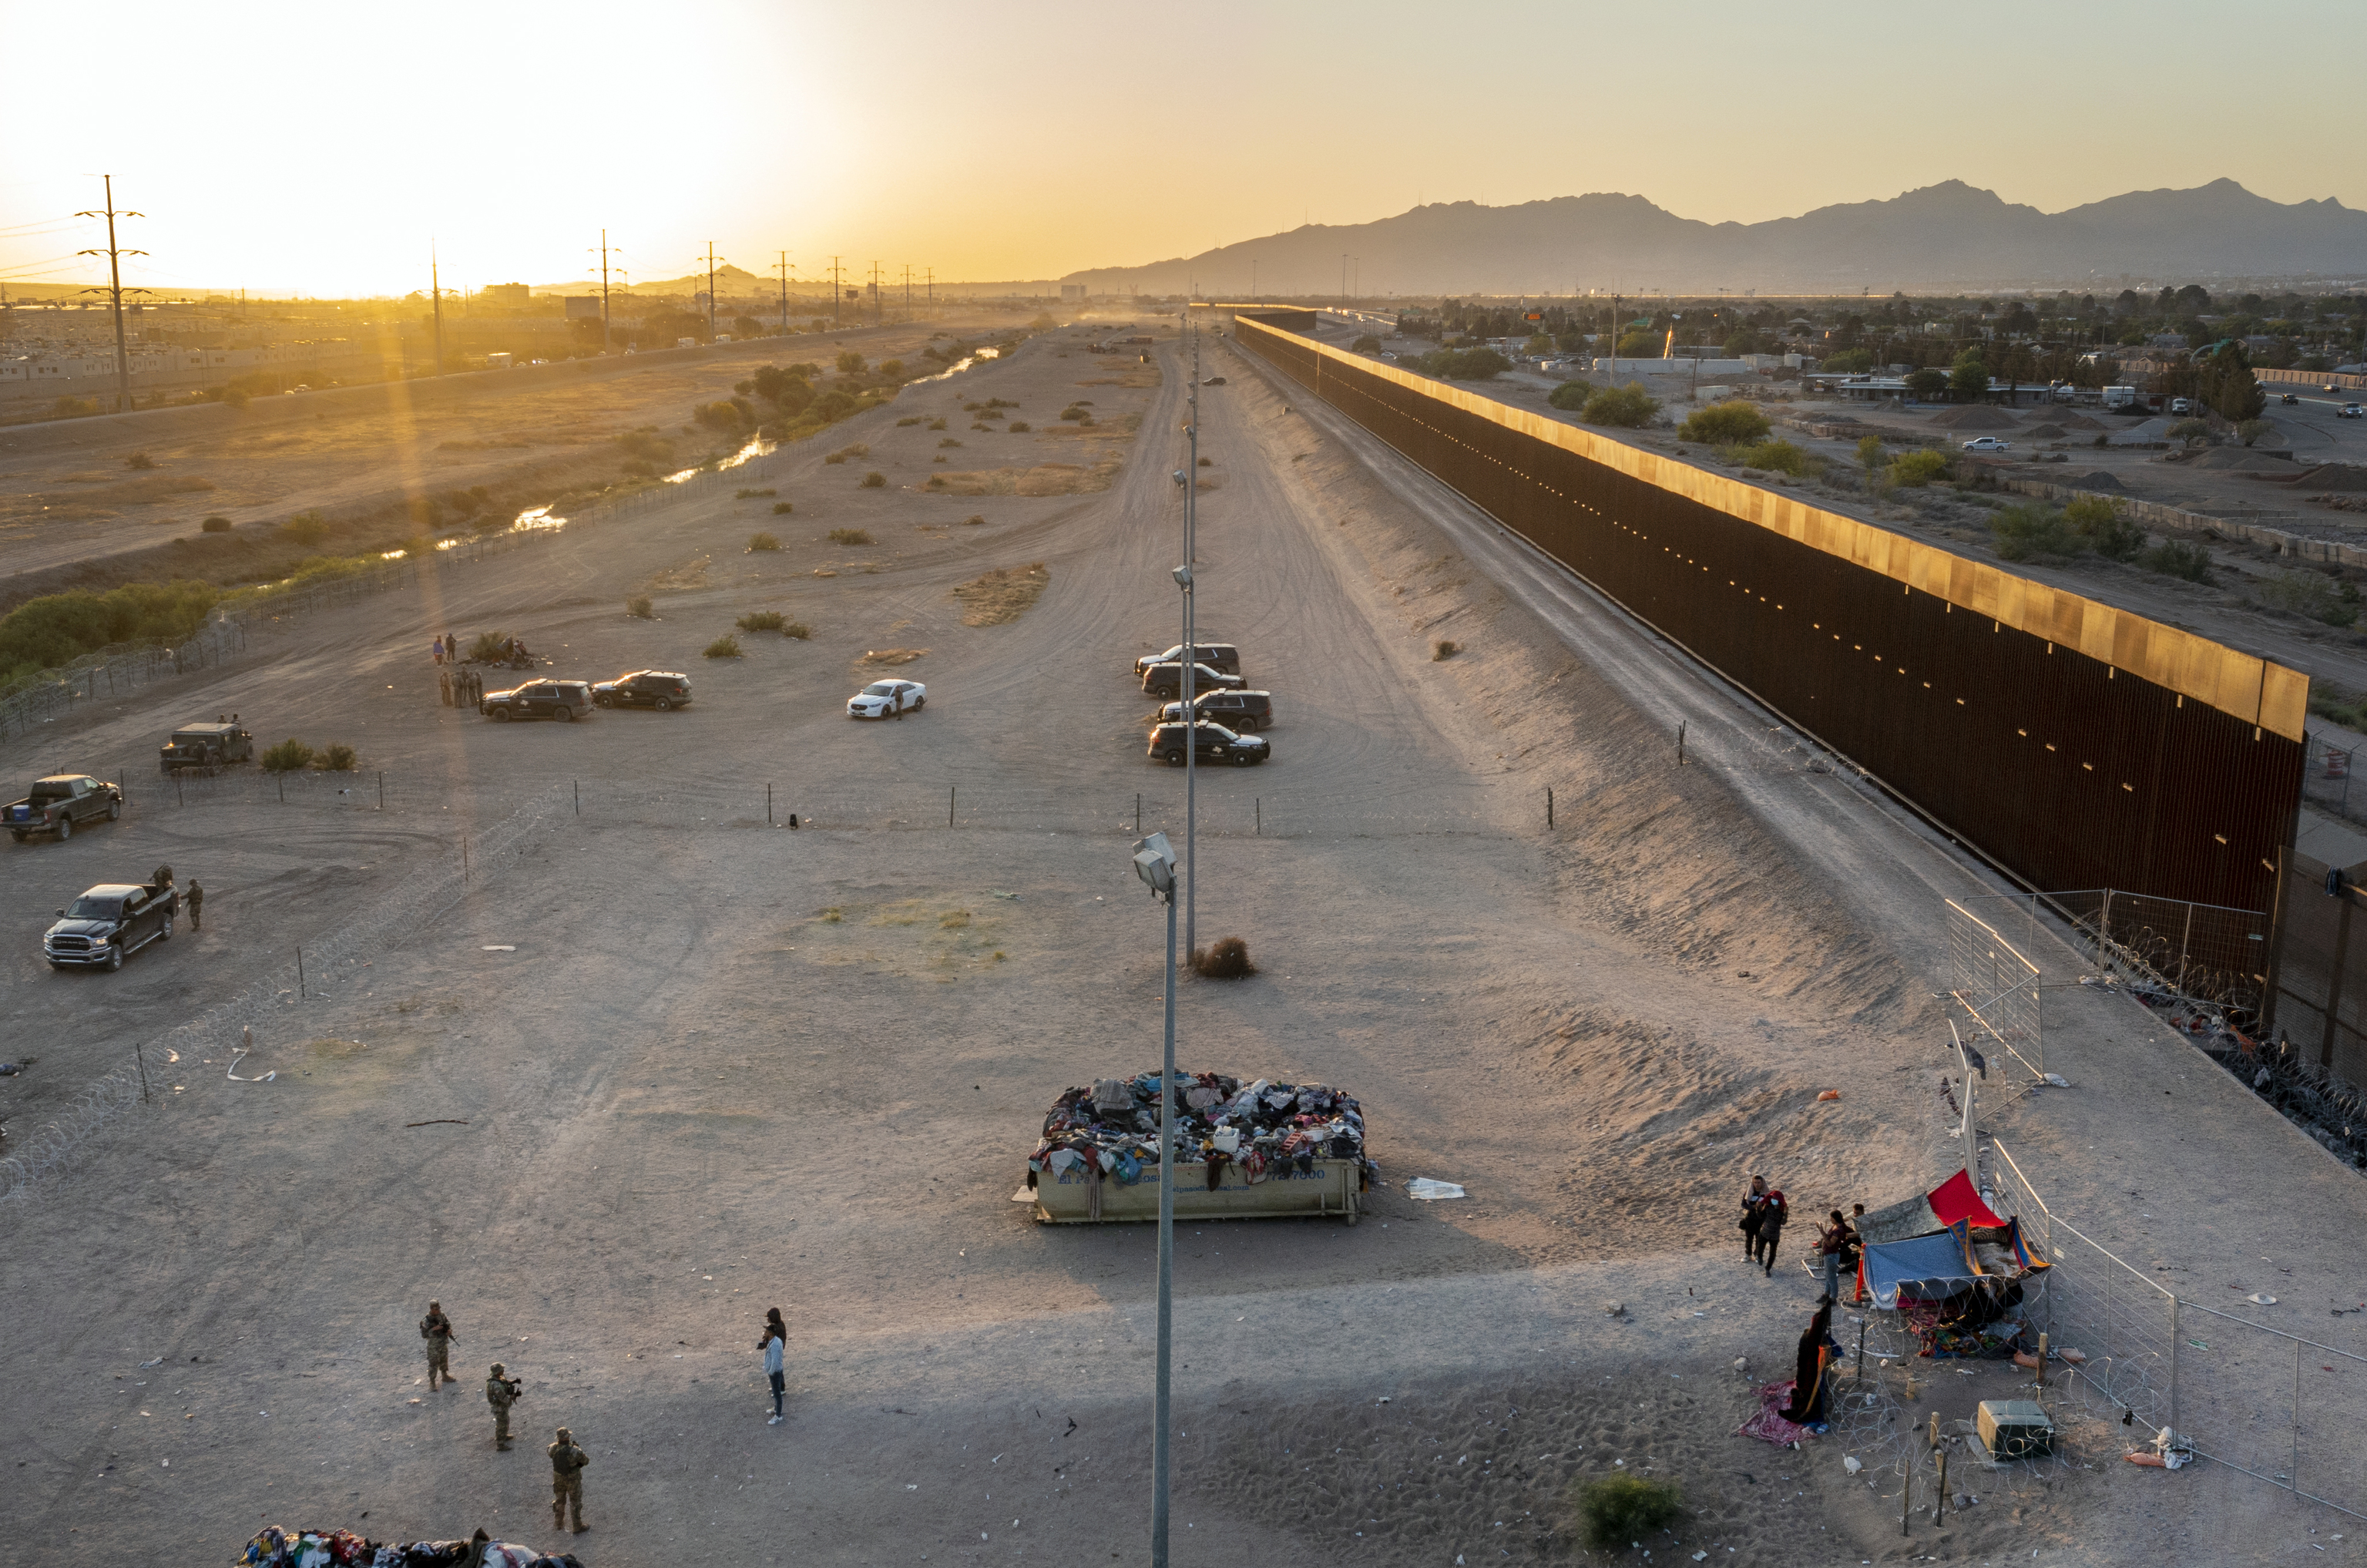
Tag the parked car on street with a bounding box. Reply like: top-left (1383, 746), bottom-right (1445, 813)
top-left (2168, 398), bottom-right (2191, 416)
top-left (6, 775), bottom-right (122, 842)
top-left (1147, 720), bottom-right (1269, 767)
top-left (1134, 643), bottom-right (1241, 678)
top-left (592, 670), bottom-right (693, 710)
top-left (848, 679), bottom-right (925, 718)
top-left (159, 720), bottom-right (253, 774)
top-left (1141, 661), bottom-right (1246, 698)
top-left (45, 880), bottom-right (178, 971)
top-left (1961, 437), bottom-right (2012, 452)
top-left (479, 680), bottom-right (596, 722)
top-left (1157, 690), bottom-right (1274, 730)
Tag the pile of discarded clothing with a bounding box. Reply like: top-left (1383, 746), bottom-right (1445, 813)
top-left (237, 1525), bottom-right (582, 1568)
top-left (1027, 1070), bottom-right (1371, 1191)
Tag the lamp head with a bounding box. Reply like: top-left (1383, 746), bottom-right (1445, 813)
top-left (1171, 565), bottom-right (1193, 589)
top-left (1131, 831), bottom-right (1177, 898)
top-left (1173, 468), bottom-right (1187, 487)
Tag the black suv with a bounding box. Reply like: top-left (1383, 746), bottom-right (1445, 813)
top-left (1147, 720), bottom-right (1269, 767)
top-left (45, 881), bottom-right (179, 972)
top-left (593, 670), bottom-right (693, 710)
top-left (1135, 643), bottom-right (1241, 678)
top-left (1141, 661), bottom-right (1246, 699)
top-left (481, 680), bottom-right (596, 722)
top-left (159, 720), bottom-right (254, 774)
top-left (1157, 690), bottom-right (1274, 730)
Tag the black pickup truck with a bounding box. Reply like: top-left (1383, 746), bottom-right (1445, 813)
top-left (5, 775), bottom-right (123, 843)
top-left (45, 881), bottom-right (179, 971)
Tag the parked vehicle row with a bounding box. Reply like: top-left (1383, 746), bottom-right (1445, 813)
top-left (1131, 642), bottom-right (1273, 767)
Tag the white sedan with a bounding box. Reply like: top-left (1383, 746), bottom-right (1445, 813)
top-left (1961, 436), bottom-right (2011, 452)
top-left (847, 678), bottom-right (925, 719)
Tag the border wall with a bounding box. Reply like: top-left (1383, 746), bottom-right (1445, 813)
top-left (1227, 312), bottom-right (2305, 915)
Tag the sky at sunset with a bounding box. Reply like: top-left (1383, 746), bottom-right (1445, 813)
top-left (4, 0), bottom-right (2359, 300)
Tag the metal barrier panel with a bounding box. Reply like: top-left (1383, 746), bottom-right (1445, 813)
top-left (1946, 898), bottom-right (2045, 1078)
top-left (1231, 317), bottom-right (2306, 914)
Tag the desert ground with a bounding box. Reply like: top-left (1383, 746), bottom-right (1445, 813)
top-left (4, 318), bottom-right (2366, 1566)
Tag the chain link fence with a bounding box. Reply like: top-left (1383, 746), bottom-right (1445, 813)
top-left (2303, 731), bottom-right (2367, 828)
top-left (1944, 898), bottom-right (2046, 1079)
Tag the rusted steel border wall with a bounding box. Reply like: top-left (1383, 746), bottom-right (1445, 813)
top-left (1231, 314), bottom-right (2305, 913)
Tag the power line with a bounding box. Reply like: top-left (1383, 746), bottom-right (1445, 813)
top-left (74, 175), bottom-right (146, 413)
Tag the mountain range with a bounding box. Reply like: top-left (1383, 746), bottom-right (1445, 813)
top-left (1060, 180), bottom-right (2367, 297)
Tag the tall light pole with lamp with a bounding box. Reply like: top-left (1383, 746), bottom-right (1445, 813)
top-left (1130, 813), bottom-right (1180, 1564)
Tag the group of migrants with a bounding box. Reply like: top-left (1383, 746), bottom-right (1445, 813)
top-left (1739, 1177), bottom-right (1871, 1430)
top-left (433, 631), bottom-right (535, 708)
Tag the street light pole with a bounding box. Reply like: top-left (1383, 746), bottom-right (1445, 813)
top-left (1130, 830), bottom-right (1181, 1568)
top-left (1184, 339), bottom-right (1200, 962)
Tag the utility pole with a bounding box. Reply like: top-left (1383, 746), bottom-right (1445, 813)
top-left (1251, 257), bottom-right (1258, 301)
top-left (76, 175), bottom-right (146, 413)
top-left (431, 243), bottom-right (445, 376)
top-left (593, 229), bottom-right (615, 352)
top-left (777, 251), bottom-right (793, 334)
top-left (869, 261), bottom-right (884, 327)
top-left (1184, 324), bottom-right (1201, 962)
top-left (925, 267), bottom-right (935, 312)
top-left (703, 243), bottom-right (721, 339)
top-left (902, 264), bottom-right (912, 321)
top-left (828, 256), bottom-right (844, 327)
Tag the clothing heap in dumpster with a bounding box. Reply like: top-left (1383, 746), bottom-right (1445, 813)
top-left (236, 1525), bottom-right (583, 1568)
top-left (1027, 1070), bottom-right (1372, 1190)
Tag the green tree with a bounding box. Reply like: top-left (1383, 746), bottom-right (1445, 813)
top-left (1677, 400), bottom-right (1772, 445)
top-left (1905, 368), bottom-right (1949, 401)
top-left (2064, 495), bottom-right (2144, 560)
top-left (835, 350), bottom-right (867, 375)
top-left (1949, 350), bottom-right (1989, 399)
top-left (283, 511), bottom-right (331, 547)
top-left (1351, 334), bottom-right (1382, 354)
top-left (1547, 380), bottom-right (1592, 411)
top-left (1857, 433), bottom-right (1887, 487)
top-left (1582, 383), bottom-right (1660, 428)
top-left (733, 315), bottom-right (764, 339)
top-left (1822, 348), bottom-right (1874, 373)
top-left (1615, 330), bottom-right (1659, 358)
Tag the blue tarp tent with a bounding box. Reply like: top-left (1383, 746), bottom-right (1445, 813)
top-left (1859, 1220), bottom-right (1982, 1310)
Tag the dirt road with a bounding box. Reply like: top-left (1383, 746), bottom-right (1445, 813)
top-left (2, 320), bottom-right (2362, 1566)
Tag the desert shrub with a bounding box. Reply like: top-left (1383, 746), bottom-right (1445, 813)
top-left (1351, 334), bottom-right (1382, 353)
top-left (964, 514), bottom-right (986, 525)
top-left (824, 452), bottom-right (847, 465)
top-left (53, 395), bottom-right (102, 418)
top-left (201, 515), bottom-right (233, 533)
top-left (260, 739), bottom-right (315, 774)
top-left (1008, 421), bottom-right (1032, 433)
top-left (703, 634), bottom-right (742, 659)
top-left (829, 528), bottom-right (872, 546)
top-left (1889, 450), bottom-right (1951, 487)
top-left (771, 501), bottom-right (794, 515)
top-left (747, 532), bottom-right (782, 552)
top-left (736, 609), bottom-right (786, 632)
top-left (835, 350), bottom-right (867, 374)
top-left (1192, 936), bottom-right (1257, 980)
top-left (1678, 400), bottom-right (1771, 445)
top-left (1432, 639), bottom-right (1460, 660)
top-left (896, 416), bottom-right (923, 427)
top-left (1570, 1474), bottom-right (1684, 1550)
top-left (1990, 503), bottom-right (2080, 562)
top-left (282, 510), bottom-right (332, 547)
top-left (2167, 418), bottom-right (2213, 442)
top-left (986, 398), bottom-right (1019, 410)
top-left (468, 631), bottom-right (511, 662)
top-left (2257, 569), bottom-right (2355, 625)
top-left (693, 401), bottom-right (744, 434)
top-left (2063, 495), bottom-right (2144, 560)
top-left (1735, 438), bottom-right (1814, 476)
top-left (781, 620), bottom-right (811, 640)
top-left (1059, 405), bottom-right (1089, 421)
top-left (1582, 383), bottom-right (1660, 428)
top-left (1547, 380), bottom-right (1593, 410)
top-left (626, 596), bottom-right (654, 619)
top-left (315, 742), bottom-right (358, 772)
top-left (880, 359), bottom-right (904, 378)
top-left (2238, 418), bottom-right (2271, 447)
top-left (1198, 455), bottom-right (1213, 467)
top-left (860, 472), bottom-right (886, 489)
top-left (124, 452), bottom-right (156, 470)
top-left (2140, 540), bottom-right (2214, 583)
top-left (939, 437), bottom-right (963, 448)
top-left (927, 418), bottom-right (948, 430)
top-left (736, 486), bottom-right (776, 499)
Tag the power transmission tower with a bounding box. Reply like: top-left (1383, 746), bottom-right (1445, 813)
top-left (589, 229), bottom-right (618, 353)
top-left (702, 242), bottom-right (723, 339)
top-left (776, 251), bottom-right (793, 333)
top-left (76, 175), bottom-right (147, 413)
top-left (430, 243), bottom-right (446, 376)
top-left (828, 256), bottom-right (844, 327)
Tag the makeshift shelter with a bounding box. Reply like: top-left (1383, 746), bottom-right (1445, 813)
top-left (1855, 1168), bottom-right (2004, 1245)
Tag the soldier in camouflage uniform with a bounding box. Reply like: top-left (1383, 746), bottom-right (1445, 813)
top-left (548, 1425), bottom-right (589, 1533)
top-left (419, 1300), bottom-right (455, 1389)
top-left (485, 1362), bottom-right (519, 1449)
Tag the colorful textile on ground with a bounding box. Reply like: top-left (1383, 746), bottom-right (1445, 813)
top-left (1736, 1381), bottom-right (1821, 1445)
top-left (238, 1529), bottom-right (583, 1568)
top-left (1027, 1071), bottom-right (1368, 1187)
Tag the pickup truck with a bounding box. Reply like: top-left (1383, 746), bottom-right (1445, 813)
top-left (44, 881), bottom-right (179, 971)
top-left (5, 775), bottom-right (123, 843)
